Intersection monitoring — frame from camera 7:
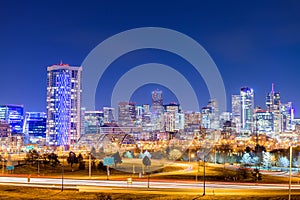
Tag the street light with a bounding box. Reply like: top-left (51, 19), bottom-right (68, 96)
top-left (289, 146), bottom-right (292, 200)
top-left (203, 155), bottom-right (206, 196)
top-left (61, 154), bottom-right (64, 192)
top-left (89, 152), bottom-right (92, 179)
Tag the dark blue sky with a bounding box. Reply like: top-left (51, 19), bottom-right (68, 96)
top-left (0, 1), bottom-right (300, 116)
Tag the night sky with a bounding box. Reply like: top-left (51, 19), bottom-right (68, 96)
top-left (0, 1), bottom-right (300, 116)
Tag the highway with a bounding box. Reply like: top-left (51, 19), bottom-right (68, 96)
top-left (0, 176), bottom-right (300, 191)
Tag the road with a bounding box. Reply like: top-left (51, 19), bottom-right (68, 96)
top-left (0, 176), bottom-right (299, 192)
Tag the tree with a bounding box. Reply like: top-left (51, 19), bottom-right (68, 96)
top-left (77, 153), bottom-right (85, 170)
top-left (48, 153), bottom-right (60, 168)
top-left (168, 149), bottom-right (181, 160)
top-left (240, 153), bottom-right (252, 165)
top-left (67, 151), bottom-right (78, 171)
top-left (124, 151), bottom-right (133, 159)
top-left (240, 152), bottom-right (259, 166)
top-left (25, 149), bottom-right (39, 165)
top-left (277, 156), bottom-right (289, 168)
top-left (251, 168), bottom-right (262, 182)
top-left (262, 152), bottom-right (273, 170)
top-left (112, 152), bottom-right (122, 167)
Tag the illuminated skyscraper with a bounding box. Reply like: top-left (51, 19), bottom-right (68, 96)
top-left (103, 107), bottom-right (115, 123)
top-left (84, 111), bottom-right (104, 134)
top-left (240, 87), bottom-right (254, 133)
top-left (231, 95), bottom-right (241, 133)
top-left (254, 108), bottom-right (273, 134)
top-left (266, 83), bottom-right (280, 112)
top-left (46, 63), bottom-right (82, 146)
top-left (23, 112), bottom-right (47, 144)
top-left (0, 104), bottom-right (24, 135)
top-left (151, 89), bottom-right (163, 114)
top-left (265, 84), bottom-right (282, 133)
top-left (118, 102), bottom-right (137, 127)
top-left (280, 102), bottom-right (294, 132)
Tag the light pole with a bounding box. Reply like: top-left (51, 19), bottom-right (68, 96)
top-left (89, 152), bottom-right (91, 179)
top-left (203, 155), bottom-right (206, 196)
top-left (61, 154), bottom-right (64, 192)
top-left (2, 153), bottom-right (4, 174)
top-left (289, 146), bottom-right (292, 200)
top-left (37, 156), bottom-right (40, 176)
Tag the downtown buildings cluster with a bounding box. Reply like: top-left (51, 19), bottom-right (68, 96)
top-left (0, 63), bottom-right (299, 152)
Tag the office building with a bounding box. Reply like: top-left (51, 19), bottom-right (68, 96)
top-left (118, 102), bottom-right (137, 127)
top-left (23, 112), bottom-right (47, 144)
top-left (151, 89), bottom-right (163, 114)
top-left (84, 111), bottom-right (104, 134)
top-left (46, 63), bottom-right (82, 146)
top-left (0, 104), bottom-right (24, 135)
top-left (240, 87), bottom-right (254, 133)
top-left (103, 107), bottom-right (115, 123)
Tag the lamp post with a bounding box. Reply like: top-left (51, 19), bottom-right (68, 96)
top-left (203, 155), bottom-right (206, 196)
top-left (61, 154), bottom-right (64, 192)
top-left (289, 146), bottom-right (292, 200)
top-left (89, 152), bottom-right (91, 179)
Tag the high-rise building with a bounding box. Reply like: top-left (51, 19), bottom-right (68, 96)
top-left (266, 84), bottom-right (280, 112)
top-left (84, 111), bottom-right (104, 134)
top-left (0, 104), bottom-right (24, 135)
top-left (0, 120), bottom-right (11, 150)
top-left (151, 89), bottom-right (163, 114)
top-left (103, 107), bottom-right (115, 123)
top-left (184, 111), bottom-right (201, 128)
top-left (201, 106), bottom-right (213, 129)
top-left (23, 112), bottom-right (47, 144)
top-left (265, 84), bottom-right (282, 134)
top-left (254, 108), bottom-right (273, 134)
top-left (280, 102), bottom-right (294, 132)
top-left (46, 63), bottom-right (82, 146)
top-left (240, 87), bottom-right (254, 133)
top-left (201, 99), bottom-right (219, 129)
top-left (231, 95), bottom-right (241, 133)
top-left (118, 102), bottom-right (137, 127)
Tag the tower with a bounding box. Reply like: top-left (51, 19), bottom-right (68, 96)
top-left (46, 63), bottom-right (82, 146)
top-left (240, 87), bottom-right (254, 133)
top-left (151, 89), bottom-right (163, 114)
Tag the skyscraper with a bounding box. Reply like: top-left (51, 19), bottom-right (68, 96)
top-left (46, 63), bottom-right (82, 146)
top-left (231, 95), bottom-right (241, 133)
top-left (266, 84), bottom-right (282, 134)
top-left (151, 89), bottom-right (163, 114)
top-left (84, 111), bottom-right (104, 134)
top-left (103, 107), bottom-right (115, 123)
top-left (118, 102), bottom-right (137, 127)
top-left (240, 86), bottom-right (254, 133)
top-left (0, 104), bottom-right (24, 135)
top-left (23, 112), bottom-right (47, 144)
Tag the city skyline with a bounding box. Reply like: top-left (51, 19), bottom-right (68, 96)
top-left (0, 1), bottom-right (300, 116)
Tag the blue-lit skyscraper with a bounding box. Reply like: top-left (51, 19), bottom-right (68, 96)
top-left (23, 112), bottom-right (47, 144)
top-left (0, 104), bottom-right (24, 134)
top-left (46, 63), bottom-right (82, 146)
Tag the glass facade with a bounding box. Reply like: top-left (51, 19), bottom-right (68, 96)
top-left (84, 111), bottom-right (104, 134)
top-left (46, 64), bottom-right (82, 146)
top-left (240, 87), bottom-right (254, 133)
top-left (23, 112), bottom-right (46, 144)
top-left (0, 105), bottom-right (24, 134)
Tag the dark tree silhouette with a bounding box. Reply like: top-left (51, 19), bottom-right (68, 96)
top-left (112, 152), bottom-right (122, 167)
top-left (48, 153), bottom-right (60, 168)
top-left (77, 153), bottom-right (85, 170)
top-left (67, 151), bottom-right (78, 171)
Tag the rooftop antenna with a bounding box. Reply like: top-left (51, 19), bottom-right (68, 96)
top-left (271, 83), bottom-right (274, 93)
top-left (60, 59), bottom-right (63, 65)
